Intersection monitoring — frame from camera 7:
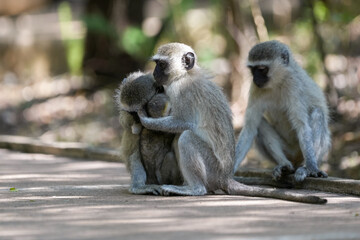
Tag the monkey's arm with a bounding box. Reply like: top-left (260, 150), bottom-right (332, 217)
top-left (234, 104), bottom-right (264, 173)
top-left (128, 149), bottom-right (147, 190)
top-left (234, 127), bottom-right (257, 172)
top-left (138, 109), bottom-right (195, 133)
top-left (119, 110), bottom-right (142, 135)
top-left (119, 110), bottom-right (134, 128)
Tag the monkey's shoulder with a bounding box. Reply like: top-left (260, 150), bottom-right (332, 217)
top-left (191, 77), bottom-right (227, 100)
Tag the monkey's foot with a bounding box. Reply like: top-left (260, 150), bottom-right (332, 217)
top-left (272, 164), bottom-right (294, 181)
top-left (160, 185), bottom-right (207, 196)
top-left (308, 168), bottom-right (328, 178)
top-left (129, 185), bottom-right (163, 195)
top-left (294, 167), bottom-right (328, 182)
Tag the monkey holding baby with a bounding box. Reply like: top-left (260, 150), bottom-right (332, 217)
top-left (115, 71), bottom-right (182, 195)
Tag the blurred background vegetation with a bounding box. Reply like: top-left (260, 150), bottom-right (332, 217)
top-left (0, 0), bottom-right (359, 179)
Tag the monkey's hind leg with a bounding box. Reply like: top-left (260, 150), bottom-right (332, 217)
top-left (295, 108), bottom-right (329, 181)
top-left (160, 130), bottom-right (208, 196)
top-left (128, 150), bottom-right (162, 195)
top-left (255, 118), bottom-right (294, 180)
top-left (160, 151), bottom-right (183, 185)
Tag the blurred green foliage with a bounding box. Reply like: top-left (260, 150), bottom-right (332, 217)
top-left (121, 27), bottom-right (151, 60)
top-left (58, 2), bottom-right (84, 76)
top-left (313, 1), bottom-right (329, 22)
top-left (83, 14), bottom-right (117, 39)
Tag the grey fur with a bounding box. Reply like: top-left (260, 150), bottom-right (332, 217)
top-left (138, 42), bottom-right (327, 204)
top-left (146, 94), bottom-right (171, 118)
top-left (234, 40), bottom-right (331, 182)
top-left (115, 72), bottom-right (182, 195)
top-left (248, 40), bottom-right (290, 63)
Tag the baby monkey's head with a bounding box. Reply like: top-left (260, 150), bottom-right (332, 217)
top-left (115, 71), bottom-right (170, 118)
top-left (146, 93), bottom-right (171, 118)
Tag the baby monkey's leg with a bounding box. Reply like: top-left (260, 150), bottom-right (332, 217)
top-left (160, 151), bottom-right (183, 185)
top-left (128, 150), bottom-right (162, 195)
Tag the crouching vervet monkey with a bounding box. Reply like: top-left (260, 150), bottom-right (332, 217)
top-left (234, 40), bottom-right (331, 182)
top-left (115, 71), bottom-right (183, 195)
top-left (136, 42), bottom-right (327, 204)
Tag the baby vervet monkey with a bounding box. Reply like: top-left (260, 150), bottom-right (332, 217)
top-left (115, 71), bottom-right (182, 195)
top-left (234, 40), bottom-right (331, 182)
top-left (141, 93), bottom-right (182, 185)
top-left (137, 42), bottom-right (326, 204)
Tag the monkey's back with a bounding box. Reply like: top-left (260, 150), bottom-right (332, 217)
top-left (167, 72), bottom-right (235, 173)
top-left (289, 62), bottom-right (329, 114)
top-left (118, 111), bottom-right (141, 170)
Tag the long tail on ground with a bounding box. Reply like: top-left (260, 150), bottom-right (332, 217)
top-left (226, 179), bottom-right (327, 204)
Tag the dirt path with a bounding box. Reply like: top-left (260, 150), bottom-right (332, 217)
top-left (0, 149), bottom-right (359, 240)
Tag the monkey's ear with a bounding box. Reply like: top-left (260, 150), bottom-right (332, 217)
top-left (281, 50), bottom-right (289, 65)
top-left (182, 52), bottom-right (195, 70)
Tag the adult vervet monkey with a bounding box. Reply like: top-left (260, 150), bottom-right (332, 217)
top-left (234, 40), bottom-right (331, 182)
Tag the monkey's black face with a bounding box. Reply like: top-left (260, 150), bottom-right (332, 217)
top-left (153, 60), bottom-right (169, 86)
top-left (250, 65), bottom-right (269, 88)
top-left (153, 52), bottom-right (195, 86)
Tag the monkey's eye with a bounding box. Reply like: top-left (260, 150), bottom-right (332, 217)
top-left (257, 66), bottom-right (269, 74)
top-left (157, 61), bottom-right (167, 70)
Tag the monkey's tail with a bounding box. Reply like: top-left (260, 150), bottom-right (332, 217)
top-left (226, 178), bottom-right (327, 204)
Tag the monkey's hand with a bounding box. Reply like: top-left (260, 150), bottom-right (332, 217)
top-left (119, 110), bottom-right (136, 128)
top-left (137, 108), bottom-right (148, 118)
top-left (131, 123), bottom-right (142, 135)
top-left (272, 164), bottom-right (295, 181)
top-left (137, 110), bottom-right (195, 133)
